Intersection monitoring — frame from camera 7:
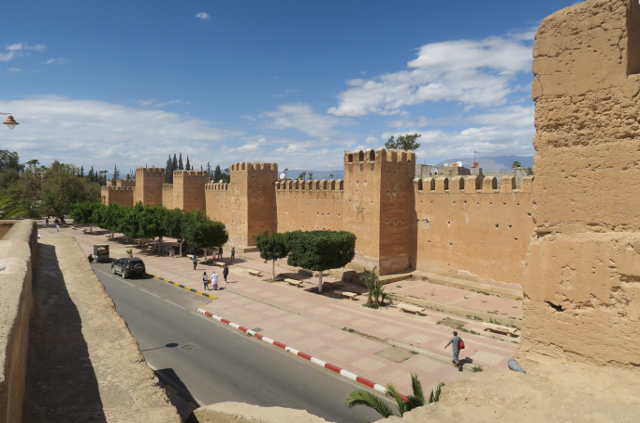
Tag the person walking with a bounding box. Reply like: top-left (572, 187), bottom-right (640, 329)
top-left (230, 247), bottom-right (236, 262)
top-left (444, 331), bottom-right (464, 371)
top-left (223, 264), bottom-right (229, 284)
top-left (210, 271), bottom-right (219, 290)
top-left (218, 246), bottom-right (224, 260)
top-left (45, 217), bottom-right (49, 227)
top-left (192, 254), bottom-right (198, 270)
top-left (202, 272), bottom-right (209, 291)
top-left (55, 220), bottom-right (60, 232)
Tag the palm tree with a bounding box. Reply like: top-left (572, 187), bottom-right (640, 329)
top-left (345, 374), bottom-right (443, 417)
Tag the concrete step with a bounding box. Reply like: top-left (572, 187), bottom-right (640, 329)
top-left (413, 271), bottom-right (522, 300)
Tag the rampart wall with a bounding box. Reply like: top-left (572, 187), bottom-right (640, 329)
top-left (162, 183), bottom-right (174, 209)
top-left (275, 180), bottom-right (344, 232)
top-left (0, 220), bottom-right (36, 423)
top-left (523, 0), bottom-right (640, 366)
top-left (205, 182), bottom-right (240, 245)
top-left (101, 186), bottom-right (134, 207)
top-left (415, 175), bottom-right (534, 283)
top-left (133, 168), bottom-right (164, 206)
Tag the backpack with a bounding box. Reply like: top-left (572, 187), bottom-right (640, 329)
top-left (459, 338), bottom-right (465, 350)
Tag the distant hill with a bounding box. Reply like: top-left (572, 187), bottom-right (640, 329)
top-left (436, 155), bottom-right (533, 170)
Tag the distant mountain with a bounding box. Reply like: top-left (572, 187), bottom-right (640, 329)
top-left (436, 155), bottom-right (533, 170)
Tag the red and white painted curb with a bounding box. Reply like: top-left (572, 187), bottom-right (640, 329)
top-left (197, 308), bottom-right (388, 394)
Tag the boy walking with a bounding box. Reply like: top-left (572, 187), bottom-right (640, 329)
top-left (192, 254), bottom-right (198, 270)
top-left (223, 264), bottom-right (229, 283)
top-left (444, 330), bottom-right (463, 370)
top-left (202, 272), bottom-right (209, 291)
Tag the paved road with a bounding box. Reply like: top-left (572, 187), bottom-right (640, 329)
top-left (92, 263), bottom-right (381, 423)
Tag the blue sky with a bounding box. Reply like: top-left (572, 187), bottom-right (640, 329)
top-left (0, 0), bottom-right (577, 172)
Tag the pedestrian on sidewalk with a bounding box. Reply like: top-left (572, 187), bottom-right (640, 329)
top-left (192, 254), bottom-right (198, 270)
top-left (55, 220), bottom-right (60, 232)
top-left (444, 331), bottom-right (463, 371)
top-left (210, 271), bottom-right (219, 290)
top-left (218, 246), bottom-right (224, 260)
top-left (45, 216), bottom-right (49, 227)
top-left (202, 272), bottom-right (209, 291)
top-left (223, 264), bottom-right (229, 283)
top-left (230, 247), bottom-right (235, 262)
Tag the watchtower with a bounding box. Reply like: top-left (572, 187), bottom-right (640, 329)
top-left (172, 170), bottom-right (209, 212)
top-left (343, 149), bottom-right (415, 275)
top-left (133, 168), bottom-right (165, 206)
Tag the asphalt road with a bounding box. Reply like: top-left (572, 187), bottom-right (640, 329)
top-left (92, 263), bottom-right (381, 423)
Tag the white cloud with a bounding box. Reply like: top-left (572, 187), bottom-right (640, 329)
top-left (1, 42), bottom-right (46, 62)
top-left (195, 12), bottom-right (210, 21)
top-left (389, 116), bottom-right (429, 129)
top-left (138, 99), bottom-right (190, 108)
top-left (264, 103), bottom-right (344, 138)
top-left (328, 35), bottom-right (532, 117)
top-left (0, 96), bottom-right (240, 170)
top-left (45, 58), bottom-right (67, 65)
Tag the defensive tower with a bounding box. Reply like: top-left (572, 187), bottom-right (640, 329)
top-left (172, 170), bottom-right (209, 212)
top-left (133, 168), bottom-right (164, 206)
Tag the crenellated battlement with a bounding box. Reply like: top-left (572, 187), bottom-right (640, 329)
top-left (205, 182), bottom-right (230, 191)
top-left (109, 186), bottom-right (134, 192)
top-left (230, 162), bottom-right (278, 172)
top-left (275, 179), bottom-right (344, 192)
top-left (136, 167), bottom-right (165, 177)
top-left (344, 148), bottom-right (416, 165)
top-left (414, 175), bottom-right (534, 194)
top-left (173, 170), bottom-right (209, 177)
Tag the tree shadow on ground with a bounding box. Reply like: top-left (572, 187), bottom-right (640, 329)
top-left (23, 243), bottom-right (107, 423)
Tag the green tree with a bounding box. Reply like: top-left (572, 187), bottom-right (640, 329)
top-left (256, 232), bottom-right (290, 280)
top-left (40, 162), bottom-right (100, 220)
top-left (213, 165), bottom-right (223, 182)
top-left (512, 160), bottom-right (522, 168)
top-left (182, 211), bottom-right (228, 254)
top-left (286, 230), bottom-right (356, 293)
top-left (384, 133), bottom-right (422, 151)
top-left (345, 375), bottom-right (443, 418)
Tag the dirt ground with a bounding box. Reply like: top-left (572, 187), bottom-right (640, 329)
top-left (378, 356), bottom-right (640, 423)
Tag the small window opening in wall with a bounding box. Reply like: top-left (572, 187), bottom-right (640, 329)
top-left (629, 0), bottom-right (640, 74)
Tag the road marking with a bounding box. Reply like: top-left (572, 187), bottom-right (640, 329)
top-left (163, 298), bottom-right (185, 310)
top-left (140, 287), bottom-right (161, 298)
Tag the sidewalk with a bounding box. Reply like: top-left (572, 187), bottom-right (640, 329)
top-left (62, 226), bottom-right (519, 395)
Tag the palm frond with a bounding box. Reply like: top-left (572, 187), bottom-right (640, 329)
top-left (428, 383), bottom-right (444, 404)
top-left (410, 374), bottom-right (424, 404)
top-left (385, 384), bottom-right (407, 416)
top-left (345, 390), bottom-right (394, 418)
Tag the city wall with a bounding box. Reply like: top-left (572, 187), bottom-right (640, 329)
top-left (275, 180), bottom-right (344, 233)
top-left (0, 220), bottom-right (36, 423)
top-left (415, 175), bottom-right (534, 283)
top-left (522, 0), bottom-right (640, 365)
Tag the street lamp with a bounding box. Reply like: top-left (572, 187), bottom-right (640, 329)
top-left (1, 113), bottom-right (19, 129)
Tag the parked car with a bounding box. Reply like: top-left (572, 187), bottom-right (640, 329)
top-left (111, 258), bottom-right (146, 278)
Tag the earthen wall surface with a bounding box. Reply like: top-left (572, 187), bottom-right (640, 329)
top-left (102, 186), bottom-right (134, 207)
top-left (415, 176), bottom-right (534, 283)
top-left (133, 168), bottom-right (164, 206)
top-left (275, 180), bottom-right (344, 232)
top-left (0, 220), bottom-right (36, 423)
top-left (246, 164), bottom-right (278, 244)
top-left (173, 171), bottom-right (208, 213)
top-left (524, 0), bottom-right (640, 365)
top-left (205, 181), bottom-right (244, 246)
top-left (162, 184), bottom-right (174, 209)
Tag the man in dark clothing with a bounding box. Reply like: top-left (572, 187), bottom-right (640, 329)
top-left (192, 255), bottom-right (198, 270)
top-left (223, 264), bottom-right (229, 283)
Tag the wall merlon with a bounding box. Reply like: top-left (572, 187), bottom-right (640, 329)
top-left (344, 148), bottom-right (416, 165)
top-left (230, 162), bottom-right (277, 172)
top-left (205, 182), bottom-right (229, 191)
top-left (415, 174), bottom-right (531, 194)
top-left (110, 186), bottom-right (134, 192)
top-left (136, 167), bottom-right (165, 177)
top-left (275, 179), bottom-right (344, 192)
top-left (173, 170), bottom-right (209, 178)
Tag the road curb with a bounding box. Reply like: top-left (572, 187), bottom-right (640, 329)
top-left (147, 273), bottom-right (217, 300)
top-left (196, 308), bottom-right (395, 397)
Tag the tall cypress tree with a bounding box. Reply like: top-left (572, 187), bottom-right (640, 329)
top-left (172, 153), bottom-right (178, 172)
top-left (178, 153), bottom-right (184, 170)
top-left (213, 165), bottom-right (223, 182)
top-left (185, 156), bottom-right (191, 171)
top-left (165, 156), bottom-right (173, 183)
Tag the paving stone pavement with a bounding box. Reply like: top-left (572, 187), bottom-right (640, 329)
top-left (61, 225), bottom-right (520, 395)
